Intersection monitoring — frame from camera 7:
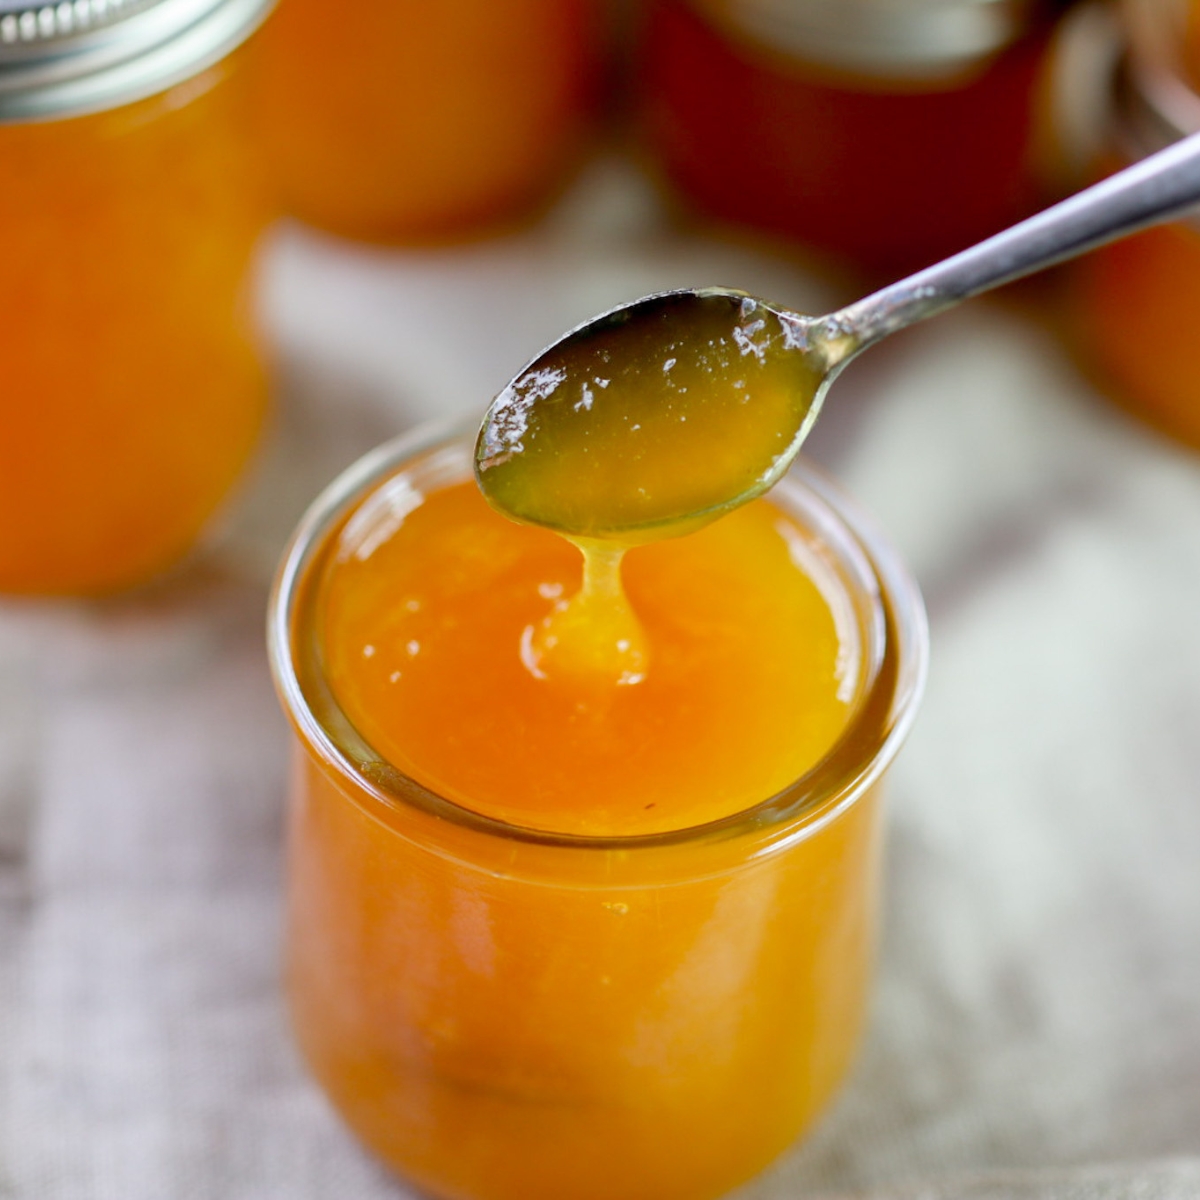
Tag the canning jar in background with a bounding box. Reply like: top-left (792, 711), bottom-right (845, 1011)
top-left (1068, 0), bottom-right (1200, 448)
top-left (269, 427), bottom-right (928, 1200)
top-left (252, 0), bottom-right (604, 243)
top-left (638, 0), bottom-right (1068, 277)
top-left (0, 0), bottom-right (275, 595)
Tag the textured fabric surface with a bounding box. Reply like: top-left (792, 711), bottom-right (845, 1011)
top-left (0, 161), bottom-right (1197, 1198)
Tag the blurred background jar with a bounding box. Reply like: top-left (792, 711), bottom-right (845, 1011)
top-left (1068, 0), bottom-right (1200, 448)
top-left (0, 0), bottom-right (274, 595)
top-left (253, 0), bottom-right (605, 243)
top-left (637, 0), bottom-right (1071, 277)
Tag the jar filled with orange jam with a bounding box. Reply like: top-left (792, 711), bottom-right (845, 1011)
top-left (0, 0), bottom-right (273, 595)
top-left (1068, 0), bottom-right (1200, 448)
top-left (252, 0), bottom-right (603, 243)
top-left (269, 425), bottom-right (927, 1200)
top-left (638, 0), bottom-right (1065, 276)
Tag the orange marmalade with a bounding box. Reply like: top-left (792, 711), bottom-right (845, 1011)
top-left (1065, 0), bottom-right (1200, 450)
top-left (0, 40), bottom-right (270, 595)
top-left (273, 430), bottom-right (926, 1200)
top-left (253, 0), bottom-right (601, 242)
top-left (1071, 215), bottom-right (1200, 449)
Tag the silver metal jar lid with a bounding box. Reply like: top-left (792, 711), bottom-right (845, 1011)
top-left (0, 0), bottom-right (273, 121)
top-left (694, 0), bottom-right (1040, 79)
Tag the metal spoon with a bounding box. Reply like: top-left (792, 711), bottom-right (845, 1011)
top-left (477, 131), bottom-right (1200, 541)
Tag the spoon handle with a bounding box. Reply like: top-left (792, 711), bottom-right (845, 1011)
top-left (820, 130), bottom-right (1200, 363)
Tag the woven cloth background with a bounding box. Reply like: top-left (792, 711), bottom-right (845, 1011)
top-left (1, 162), bottom-right (1197, 1199)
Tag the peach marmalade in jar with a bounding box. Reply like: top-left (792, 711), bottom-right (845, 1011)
top-left (1069, 0), bottom-right (1200, 448)
top-left (0, 0), bottom-right (274, 594)
top-left (639, 0), bottom-right (1067, 277)
top-left (269, 425), bottom-right (928, 1200)
top-left (252, 0), bottom-right (604, 243)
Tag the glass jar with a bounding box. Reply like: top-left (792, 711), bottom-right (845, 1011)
top-left (0, 0), bottom-right (274, 595)
top-left (1068, 0), bottom-right (1200, 448)
top-left (252, 0), bottom-right (603, 243)
top-left (638, 0), bottom-right (1065, 277)
top-left (269, 426), bottom-right (928, 1200)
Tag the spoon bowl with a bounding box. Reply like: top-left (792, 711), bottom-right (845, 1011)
top-left (476, 289), bottom-right (835, 541)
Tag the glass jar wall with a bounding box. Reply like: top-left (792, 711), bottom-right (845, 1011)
top-left (0, 0), bottom-right (274, 595)
top-left (269, 428), bottom-right (928, 1200)
top-left (1068, 0), bottom-right (1200, 448)
top-left (253, 0), bottom-right (603, 243)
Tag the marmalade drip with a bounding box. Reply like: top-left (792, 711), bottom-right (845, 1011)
top-left (319, 479), bottom-right (859, 836)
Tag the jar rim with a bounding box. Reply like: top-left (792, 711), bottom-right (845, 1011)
top-left (694, 0), bottom-right (1041, 79)
top-left (268, 421), bottom-right (929, 859)
top-left (0, 0), bottom-right (273, 121)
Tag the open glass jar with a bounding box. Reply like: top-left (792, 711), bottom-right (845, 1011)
top-left (0, 0), bottom-right (274, 595)
top-left (269, 426), bottom-right (928, 1200)
top-left (1068, 0), bottom-right (1200, 448)
top-left (252, 0), bottom-right (603, 243)
top-left (639, 0), bottom-right (1066, 276)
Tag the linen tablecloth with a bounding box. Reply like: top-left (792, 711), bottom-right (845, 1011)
top-left (1, 160), bottom-right (1198, 1199)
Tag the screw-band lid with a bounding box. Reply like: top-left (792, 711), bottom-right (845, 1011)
top-left (0, 0), bottom-right (273, 121)
top-left (695, 0), bottom-right (1041, 79)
